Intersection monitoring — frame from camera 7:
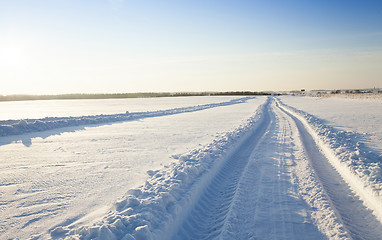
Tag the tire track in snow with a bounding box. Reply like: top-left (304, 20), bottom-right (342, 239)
top-left (49, 97), bottom-right (382, 239)
top-left (172, 100), bottom-right (327, 239)
top-left (277, 101), bottom-right (382, 240)
top-left (171, 101), bottom-right (272, 240)
top-left (173, 98), bottom-right (382, 240)
top-left (218, 100), bottom-right (325, 240)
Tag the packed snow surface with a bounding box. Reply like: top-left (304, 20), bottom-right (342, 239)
top-left (1, 95), bottom-right (382, 240)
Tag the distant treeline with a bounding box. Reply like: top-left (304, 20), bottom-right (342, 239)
top-left (0, 91), bottom-right (272, 102)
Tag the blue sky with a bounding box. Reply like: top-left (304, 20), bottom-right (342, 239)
top-left (1, 0), bottom-right (382, 94)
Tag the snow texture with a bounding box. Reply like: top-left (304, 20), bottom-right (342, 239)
top-left (2, 95), bottom-right (382, 240)
top-left (0, 97), bottom-right (265, 239)
top-left (277, 98), bottom-right (382, 223)
top-left (50, 99), bottom-right (270, 239)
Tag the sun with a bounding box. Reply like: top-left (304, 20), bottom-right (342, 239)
top-left (1, 47), bottom-right (23, 66)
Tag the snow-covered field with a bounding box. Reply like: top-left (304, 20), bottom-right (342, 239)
top-left (1, 95), bottom-right (382, 240)
top-left (280, 95), bottom-right (382, 155)
top-left (0, 96), bottom-right (242, 120)
top-left (0, 96), bottom-right (265, 239)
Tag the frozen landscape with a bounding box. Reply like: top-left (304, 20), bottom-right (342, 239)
top-left (1, 95), bottom-right (382, 240)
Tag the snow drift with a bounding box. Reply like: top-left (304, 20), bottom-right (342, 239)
top-left (50, 98), bottom-right (270, 240)
top-left (276, 98), bottom-right (382, 223)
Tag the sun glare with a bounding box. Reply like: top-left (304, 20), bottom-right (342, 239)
top-left (1, 47), bottom-right (23, 66)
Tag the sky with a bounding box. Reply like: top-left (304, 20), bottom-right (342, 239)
top-left (1, 0), bottom-right (382, 94)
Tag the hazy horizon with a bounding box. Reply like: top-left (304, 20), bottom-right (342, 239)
top-left (1, 0), bottom-right (382, 95)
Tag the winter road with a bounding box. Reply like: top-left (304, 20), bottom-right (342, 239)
top-left (3, 96), bottom-right (382, 239)
top-left (171, 98), bottom-right (382, 240)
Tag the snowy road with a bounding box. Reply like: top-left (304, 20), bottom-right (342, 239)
top-left (1, 96), bottom-right (382, 239)
top-left (171, 98), bottom-right (382, 240)
top-left (58, 97), bottom-right (382, 240)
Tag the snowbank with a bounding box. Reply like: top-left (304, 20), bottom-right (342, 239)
top-left (0, 97), bottom-right (253, 137)
top-left (277, 98), bottom-right (382, 222)
top-left (50, 98), bottom-right (270, 240)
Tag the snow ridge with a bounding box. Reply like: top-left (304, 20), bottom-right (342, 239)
top-left (277, 98), bottom-right (382, 223)
top-left (0, 97), bottom-right (253, 137)
top-left (50, 98), bottom-right (270, 240)
top-left (173, 99), bottom-right (272, 240)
